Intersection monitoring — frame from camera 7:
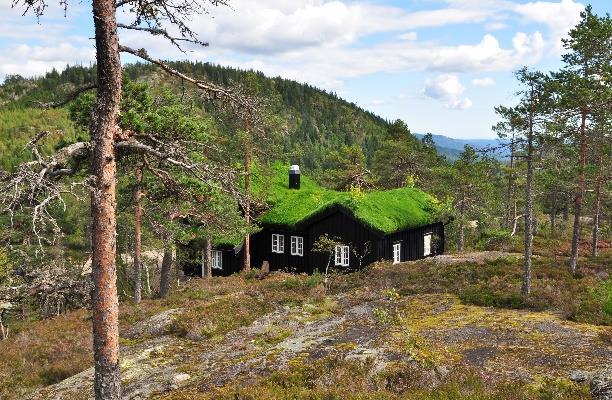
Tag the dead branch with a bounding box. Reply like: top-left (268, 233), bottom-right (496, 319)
top-left (117, 23), bottom-right (208, 51)
top-left (33, 83), bottom-right (97, 109)
top-left (118, 45), bottom-right (260, 116)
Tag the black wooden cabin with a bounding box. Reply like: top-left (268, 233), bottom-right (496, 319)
top-left (182, 165), bottom-right (445, 277)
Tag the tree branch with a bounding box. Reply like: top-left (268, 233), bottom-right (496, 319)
top-left (117, 23), bottom-right (208, 51)
top-left (32, 83), bottom-right (97, 109)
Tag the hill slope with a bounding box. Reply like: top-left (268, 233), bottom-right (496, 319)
top-left (0, 63), bottom-right (389, 170)
top-left (5, 251), bottom-right (609, 400)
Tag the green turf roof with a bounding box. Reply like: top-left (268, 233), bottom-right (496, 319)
top-left (254, 164), bottom-right (439, 235)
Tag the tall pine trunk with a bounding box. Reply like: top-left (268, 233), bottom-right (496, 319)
top-left (133, 166), bottom-right (143, 304)
top-left (91, 0), bottom-right (122, 397)
top-left (550, 212), bottom-right (556, 238)
top-left (505, 132), bottom-right (516, 229)
top-left (568, 110), bottom-right (588, 273)
top-left (522, 91), bottom-right (535, 296)
top-left (591, 154), bottom-right (603, 257)
top-left (200, 239), bottom-right (212, 278)
top-left (243, 129), bottom-right (251, 271)
top-left (205, 238), bottom-right (212, 278)
top-left (159, 244), bottom-right (173, 299)
top-left (458, 196), bottom-right (465, 252)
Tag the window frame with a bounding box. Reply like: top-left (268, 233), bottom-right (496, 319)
top-left (334, 245), bottom-right (350, 267)
top-left (423, 233), bottom-right (432, 256)
top-left (393, 242), bottom-right (401, 264)
top-left (272, 234), bottom-right (285, 253)
top-left (211, 250), bottom-right (223, 270)
top-left (290, 236), bottom-right (304, 256)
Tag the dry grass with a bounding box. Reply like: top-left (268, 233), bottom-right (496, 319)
top-left (0, 250), bottom-right (609, 399)
top-left (0, 309), bottom-right (92, 399)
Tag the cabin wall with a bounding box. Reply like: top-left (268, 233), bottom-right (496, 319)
top-left (383, 222), bottom-right (445, 261)
top-left (178, 244), bottom-right (242, 277)
top-left (305, 211), bottom-right (382, 272)
top-left (181, 220), bottom-right (445, 277)
top-left (250, 210), bottom-right (382, 273)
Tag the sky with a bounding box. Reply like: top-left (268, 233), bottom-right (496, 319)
top-left (0, 0), bottom-right (609, 139)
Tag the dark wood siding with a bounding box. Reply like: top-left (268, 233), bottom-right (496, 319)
top-left (249, 210), bottom-right (383, 274)
top-left (179, 244), bottom-right (242, 277)
top-left (384, 222), bottom-right (445, 261)
top-left (305, 210), bottom-right (382, 272)
top-left (180, 209), bottom-right (445, 276)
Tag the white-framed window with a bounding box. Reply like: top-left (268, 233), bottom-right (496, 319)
top-left (291, 236), bottom-right (304, 256)
top-left (272, 234), bottom-right (285, 253)
top-left (335, 245), bottom-right (349, 266)
top-left (423, 233), bottom-right (432, 256)
top-left (393, 242), bottom-right (401, 264)
top-left (211, 250), bottom-right (223, 269)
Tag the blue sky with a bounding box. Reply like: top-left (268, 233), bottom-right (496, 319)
top-left (0, 0), bottom-right (609, 139)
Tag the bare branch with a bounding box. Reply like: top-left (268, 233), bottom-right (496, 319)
top-left (32, 83), bottom-right (97, 109)
top-left (118, 45), bottom-right (261, 116)
top-left (116, 23), bottom-right (208, 51)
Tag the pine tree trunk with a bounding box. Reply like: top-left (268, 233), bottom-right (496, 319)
top-left (90, 0), bottom-right (121, 397)
top-left (505, 132), bottom-right (516, 230)
top-left (568, 110), bottom-right (588, 274)
top-left (133, 166), bottom-right (143, 304)
top-left (458, 197), bottom-right (465, 252)
top-left (591, 161), bottom-right (602, 257)
top-left (550, 212), bottom-right (556, 238)
top-left (206, 238), bottom-right (212, 278)
top-left (243, 128), bottom-right (251, 271)
top-left (159, 244), bottom-right (173, 299)
top-left (522, 97), bottom-right (534, 296)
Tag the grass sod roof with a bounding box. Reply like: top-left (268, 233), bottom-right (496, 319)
top-left (253, 164), bottom-right (440, 235)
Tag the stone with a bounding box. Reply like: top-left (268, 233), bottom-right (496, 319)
top-left (172, 373), bottom-right (191, 385)
top-left (569, 370), bottom-right (590, 383)
top-left (261, 261), bottom-right (270, 274)
top-left (591, 368), bottom-right (612, 400)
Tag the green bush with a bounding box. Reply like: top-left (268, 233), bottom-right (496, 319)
top-left (568, 279), bottom-right (612, 325)
top-left (476, 228), bottom-right (513, 251)
top-left (460, 285), bottom-right (526, 309)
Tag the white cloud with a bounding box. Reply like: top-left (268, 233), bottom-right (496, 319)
top-left (472, 77), bottom-right (495, 86)
top-left (422, 74), bottom-right (472, 110)
top-left (485, 21), bottom-right (509, 31)
top-left (0, 0), bottom-right (582, 89)
top-left (0, 43), bottom-right (94, 80)
top-left (512, 0), bottom-right (584, 54)
top-left (398, 32), bottom-right (417, 41)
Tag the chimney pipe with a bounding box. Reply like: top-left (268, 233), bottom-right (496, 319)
top-left (289, 165), bottom-right (300, 189)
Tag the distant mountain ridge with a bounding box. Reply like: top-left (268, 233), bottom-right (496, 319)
top-left (414, 133), bottom-right (506, 160)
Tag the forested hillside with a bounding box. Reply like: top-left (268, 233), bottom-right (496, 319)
top-left (0, 62), bottom-right (388, 170)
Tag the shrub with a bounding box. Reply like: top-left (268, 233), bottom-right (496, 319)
top-left (477, 228), bottom-right (513, 251)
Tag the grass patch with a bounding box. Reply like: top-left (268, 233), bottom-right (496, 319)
top-left (253, 163), bottom-right (438, 234)
top-left (369, 252), bottom-right (612, 325)
top-left (0, 309), bottom-right (92, 399)
top-left (160, 354), bottom-right (590, 400)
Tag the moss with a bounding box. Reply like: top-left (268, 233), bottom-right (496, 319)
top-left (254, 327), bottom-right (294, 348)
top-left (253, 163), bottom-right (439, 234)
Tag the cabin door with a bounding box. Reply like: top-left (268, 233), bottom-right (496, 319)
top-left (423, 233), bottom-right (432, 256)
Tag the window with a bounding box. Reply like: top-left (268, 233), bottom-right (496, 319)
top-left (291, 236), bottom-right (304, 256)
top-left (335, 245), bottom-right (349, 266)
top-left (393, 243), bottom-right (401, 264)
top-left (211, 250), bottom-right (223, 270)
top-left (272, 234), bottom-right (285, 253)
top-left (423, 233), bottom-right (432, 256)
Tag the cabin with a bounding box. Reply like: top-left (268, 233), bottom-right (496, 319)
top-left (182, 164), bottom-right (445, 277)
